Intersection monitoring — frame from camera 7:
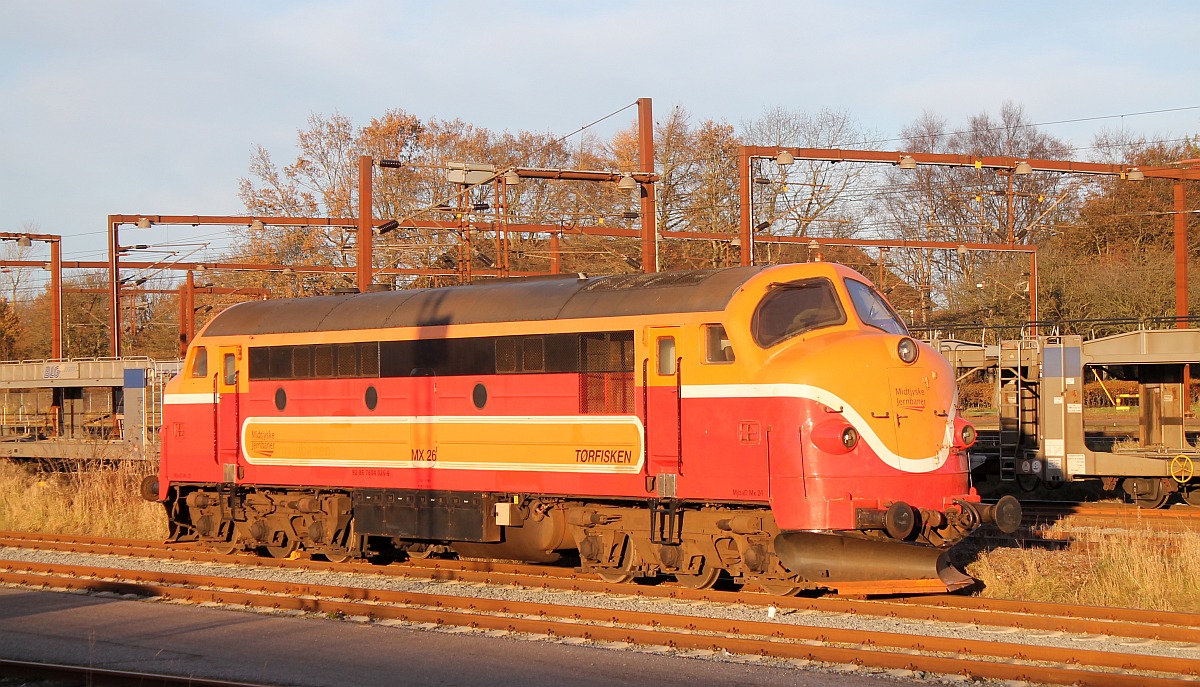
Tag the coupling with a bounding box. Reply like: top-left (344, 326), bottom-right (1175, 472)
top-left (855, 501), bottom-right (917, 540)
top-left (957, 495), bottom-right (1022, 534)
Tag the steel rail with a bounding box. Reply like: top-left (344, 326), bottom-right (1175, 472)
top-left (1019, 502), bottom-right (1200, 530)
top-left (2, 561), bottom-right (1198, 687)
top-left (896, 593), bottom-right (1200, 626)
top-left (2, 531), bottom-right (1197, 639)
top-left (1022, 502), bottom-right (1200, 518)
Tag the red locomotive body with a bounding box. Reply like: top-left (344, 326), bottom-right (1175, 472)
top-left (152, 263), bottom-right (1019, 593)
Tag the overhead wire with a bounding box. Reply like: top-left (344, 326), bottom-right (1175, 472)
top-left (19, 101), bottom-right (1189, 302)
top-left (853, 105), bottom-right (1200, 151)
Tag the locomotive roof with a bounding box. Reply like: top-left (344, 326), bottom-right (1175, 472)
top-left (200, 265), bottom-right (773, 337)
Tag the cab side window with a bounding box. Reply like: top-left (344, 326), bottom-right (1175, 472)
top-left (223, 353), bottom-right (237, 386)
top-left (189, 346), bottom-right (208, 378)
top-left (656, 337), bottom-right (677, 375)
top-left (703, 325), bottom-right (735, 363)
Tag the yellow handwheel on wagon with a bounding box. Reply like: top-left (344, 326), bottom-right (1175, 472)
top-left (1170, 454), bottom-right (1194, 484)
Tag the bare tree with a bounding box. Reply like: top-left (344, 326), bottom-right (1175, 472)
top-left (881, 102), bottom-right (1076, 316)
top-left (606, 106), bottom-right (745, 269)
top-left (740, 107), bottom-right (876, 246)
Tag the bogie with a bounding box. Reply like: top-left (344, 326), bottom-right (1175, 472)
top-left (174, 486), bottom-right (355, 560)
top-left (567, 502), bottom-right (791, 586)
top-left (171, 485), bottom-right (795, 588)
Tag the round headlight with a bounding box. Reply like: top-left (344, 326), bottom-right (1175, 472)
top-left (960, 423), bottom-right (977, 446)
top-left (897, 337), bottom-right (919, 364)
top-left (841, 427), bottom-right (859, 450)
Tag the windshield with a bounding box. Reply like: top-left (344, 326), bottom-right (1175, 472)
top-left (845, 279), bottom-right (908, 334)
top-left (752, 278), bottom-right (846, 347)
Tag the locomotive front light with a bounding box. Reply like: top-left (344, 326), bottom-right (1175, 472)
top-left (841, 427), bottom-right (859, 450)
top-left (953, 418), bottom-right (978, 449)
top-left (896, 337), bottom-right (919, 364)
top-left (811, 420), bottom-right (861, 455)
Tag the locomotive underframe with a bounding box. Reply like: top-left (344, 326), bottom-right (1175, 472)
top-left (165, 482), bottom-right (990, 593)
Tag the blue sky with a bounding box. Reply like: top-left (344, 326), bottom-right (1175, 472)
top-left (1, 1), bottom-right (1198, 265)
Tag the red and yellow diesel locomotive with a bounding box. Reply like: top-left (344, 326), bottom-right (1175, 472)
top-left (150, 262), bottom-right (1020, 594)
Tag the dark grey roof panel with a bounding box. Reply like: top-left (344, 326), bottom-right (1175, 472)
top-left (558, 267), bottom-right (767, 320)
top-left (200, 266), bottom-right (769, 338)
top-left (379, 276), bottom-right (591, 329)
top-left (203, 296), bottom-right (347, 336)
top-left (317, 289), bottom-right (423, 331)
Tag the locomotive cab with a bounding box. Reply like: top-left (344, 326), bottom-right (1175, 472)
top-left (728, 267), bottom-right (1019, 586)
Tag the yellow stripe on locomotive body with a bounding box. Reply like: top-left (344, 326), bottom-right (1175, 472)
top-left (239, 415), bottom-right (645, 473)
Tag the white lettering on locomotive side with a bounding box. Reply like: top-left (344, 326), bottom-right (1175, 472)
top-left (575, 448), bottom-right (634, 464)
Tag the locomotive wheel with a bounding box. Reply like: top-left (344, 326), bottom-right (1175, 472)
top-left (263, 538), bottom-right (297, 558)
top-left (596, 554), bottom-right (637, 583)
top-left (1186, 490), bottom-right (1200, 507)
top-left (673, 566), bottom-right (721, 590)
top-left (319, 522), bottom-right (356, 563)
top-left (596, 538), bottom-right (637, 583)
top-left (757, 581), bottom-right (803, 596)
top-left (210, 529), bottom-right (240, 556)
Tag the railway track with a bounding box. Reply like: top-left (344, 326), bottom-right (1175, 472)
top-left (1021, 499), bottom-right (1200, 517)
top-left (0, 529), bottom-right (1193, 636)
top-left (964, 500), bottom-right (1200, 552)
top-left (2, 557), bottom-right (1199, 686)
top-left (1019, 500), bottom-right (1200, 531)
top-left (3, 531), bottom-right (1200, 685)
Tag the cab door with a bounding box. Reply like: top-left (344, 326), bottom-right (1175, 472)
top-left (216, 345), bottom-right (244, 481)
top-left (645, 327), bottom-right (683, 482)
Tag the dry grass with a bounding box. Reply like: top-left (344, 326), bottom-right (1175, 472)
top-left (3, 461), bottom-right (1198, 612)
top-left (964, 526), bottom-right (1200, 612)
top-left (1109, 436), bottom-right (1143, 451)
top-left (0, 460), bottom-right (167, 539)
